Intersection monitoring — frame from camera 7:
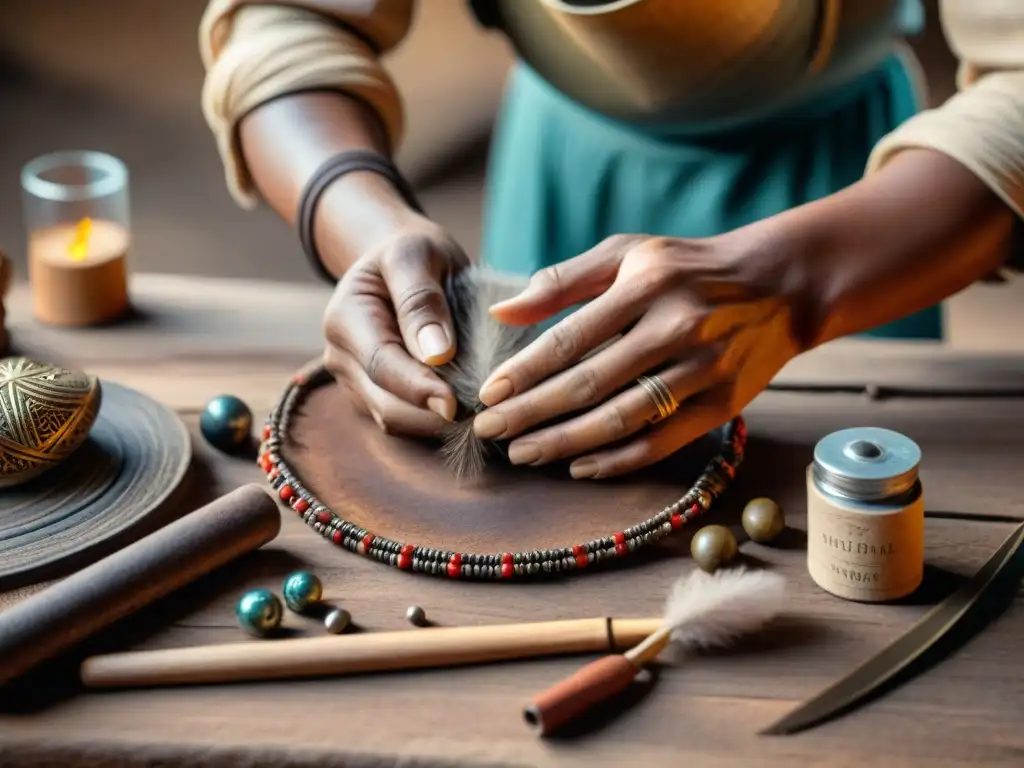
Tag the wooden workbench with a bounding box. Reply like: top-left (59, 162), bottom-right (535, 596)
top-left (0, 275), bottom-right (1022, 767)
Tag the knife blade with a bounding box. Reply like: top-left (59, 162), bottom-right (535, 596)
top-left (761, 519), bottom-right (1024, 736)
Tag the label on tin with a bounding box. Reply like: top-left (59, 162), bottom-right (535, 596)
top-left (806, 466), bottom-right (925, 602)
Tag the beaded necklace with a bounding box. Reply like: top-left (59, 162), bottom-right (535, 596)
top-left (259, 364), bottom-right (748, 580)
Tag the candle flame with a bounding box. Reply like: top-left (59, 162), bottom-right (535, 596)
top-left (68, 217), bottom-right (92, 262)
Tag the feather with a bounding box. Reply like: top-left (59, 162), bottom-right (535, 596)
top-left (662, 566), bottom-right (787, 651)
top-left (435, 266), bottom-right (540, 481)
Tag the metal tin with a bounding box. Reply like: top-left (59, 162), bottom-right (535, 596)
top-left (812, 427), bottom-right (921, 503)
top-left (806, 427), bottom-right (926, 602)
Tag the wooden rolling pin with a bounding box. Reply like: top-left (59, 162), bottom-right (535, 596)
top-left (80, 617), bottom-right (662, 688)
top-left (0, 484), bottom-right (280, 689)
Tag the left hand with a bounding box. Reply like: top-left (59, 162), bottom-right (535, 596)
top-left (471, 231), bottom-right (806, 479)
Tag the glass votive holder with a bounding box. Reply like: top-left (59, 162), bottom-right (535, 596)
top-left (21, 150), bottom-right (131, 326)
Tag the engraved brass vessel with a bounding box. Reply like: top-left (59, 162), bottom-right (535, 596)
top-left (0, 357), bottom-right (102, 488)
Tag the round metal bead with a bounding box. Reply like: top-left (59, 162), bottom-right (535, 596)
top-left (406, 604), bottom-right (427, 626)
top-left (200, 394), bottom-right (254, 453)
top-left (282, 571), bottom-right (323, 613)
top-left (236, 588), bottom-right (283, 638)
top-left (690, 525), bottom-right (738, 573)
top-left (324, 608), bottom-right (351, 634)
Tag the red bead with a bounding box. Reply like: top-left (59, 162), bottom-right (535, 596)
top-left (501, 553), bottom-right (513, 566)
top-left (362, 534), bottom-right (374, 549)
top-left (447, 553), bottom-right (462, 578)
top-left (293, 498), bottom-right (309, 514)
top-left (268, 468), bottom-right (280, 480)
top-left (262, 425), bottom-right (271, 441)
top-left (397, 553), bottom-right (413, 570)
top-left (572, 544), bottom-right (585, 557)
top-left (401, 544), bottom-right (415, 557)
top-left (317, 510), bottom-right (332, 525)
top-left (575, 554), bottom-right (589, 568)
top-left (332, 530), bottom-right (343, 544)
top-left (613, 532), bottom-right (625, 545)
top-left (279, 484), bottom-right (294, 501)
top-left (689, 504), bottom-right (701, 515)
top-left (615, 541), bottom-right (629, 556)
top-left (501, 562), bottom-right (514, 578)
top-left (259, 453), bottom-right (272, 472)
top-left (671, 513), bottom-right (683, 529)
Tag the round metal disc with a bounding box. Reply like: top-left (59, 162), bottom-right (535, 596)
top-left (0, 381), bottom-right (191, 589)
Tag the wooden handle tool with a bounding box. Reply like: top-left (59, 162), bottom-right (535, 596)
top-left (0, 484), bottom-right (280, 689)
top-left (524, 627), bottom-right (672, 736)
top-left (80, 617), bottom-right (662, 688)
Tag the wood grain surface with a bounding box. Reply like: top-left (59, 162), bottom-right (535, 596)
top-left (0, 275), bottom-right (1022, 768)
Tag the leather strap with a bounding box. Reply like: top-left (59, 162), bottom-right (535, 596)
top-left (296, 150), bottom-right (424, 283)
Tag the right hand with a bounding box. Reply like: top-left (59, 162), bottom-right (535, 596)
top-left (322, 215), bottom-right (467, 438)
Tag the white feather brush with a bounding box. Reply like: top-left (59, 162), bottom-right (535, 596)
top-left (525, 566), bottom-right (787, 736)
top-left (436, 266), bottom-right (540, 481)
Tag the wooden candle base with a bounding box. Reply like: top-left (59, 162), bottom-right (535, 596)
top-left (28, 219), bottom-right (130, 327)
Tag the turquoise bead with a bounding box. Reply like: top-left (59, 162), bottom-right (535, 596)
top-left (236, 588), bottom-right (283, 638)
top-left (200, 394), bottom-right (253, 453)
top-left (282, 571), bottom-right (323, 613)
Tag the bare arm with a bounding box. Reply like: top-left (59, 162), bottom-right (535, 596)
top-left (238, 92), bottom-right (424, 278)
top-left (769, 147), bottom-right (1014, 349)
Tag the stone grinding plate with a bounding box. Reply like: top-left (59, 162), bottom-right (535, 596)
top-left (280, 378), bottom-right (731, 562)
top-left (0, 381), bottom-right (191, 589)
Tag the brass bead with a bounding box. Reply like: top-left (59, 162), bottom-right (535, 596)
top-left (690, 525), bottom-right (738, 573)
top-left (741, 497), bottom-right (786, 543)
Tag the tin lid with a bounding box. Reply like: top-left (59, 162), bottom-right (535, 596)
top-left (812, 427), bottom-right (921, 501)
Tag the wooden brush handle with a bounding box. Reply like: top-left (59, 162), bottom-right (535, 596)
top-left (80, 617), bottom-right (661, 688)
top-left (524, 654), bottom-right (639, 736)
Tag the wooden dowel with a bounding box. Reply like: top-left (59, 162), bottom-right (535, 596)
top-left (81, 617), bottom-right (662, 688)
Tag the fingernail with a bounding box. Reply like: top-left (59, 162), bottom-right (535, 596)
top-left (570, 460), bottom-right (598, 479)
top-left (417, 324), bottom-right (451, 365)
top-left (427, 396), bottom-right (456, 421)
top-left (479, 377), bottom-right (513, 406)
top-left (508, 441), bottom-right (541, 465)
top-left (473, 411), bottom-right (507, 440)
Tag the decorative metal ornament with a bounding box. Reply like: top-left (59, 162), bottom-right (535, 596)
top-left (0, 357), bottom-right (102, 488)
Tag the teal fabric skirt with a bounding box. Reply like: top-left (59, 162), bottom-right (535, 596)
top-left (479, 51), bottom-right (939, 340)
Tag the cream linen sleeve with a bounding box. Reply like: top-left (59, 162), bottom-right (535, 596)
top-left (865, 1), bottom-right (1024, 227)
top-left (199, 0), bottom-right (414, 209)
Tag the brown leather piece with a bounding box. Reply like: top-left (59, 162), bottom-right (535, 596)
top-left (282, 380), bottom-right (725, 554)
top-left (0, 484), bottom-right (281, 689)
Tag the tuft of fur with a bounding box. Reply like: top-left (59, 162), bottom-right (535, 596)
top-left (436, 267), bottom-right (539, 481)
top-left (663, 567), bottom-right (787, 651)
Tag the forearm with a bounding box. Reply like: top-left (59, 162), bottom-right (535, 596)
top-left (773, 148), bottom-right (1014, 348)
top-left (239, 92), bottom-right (421, 278)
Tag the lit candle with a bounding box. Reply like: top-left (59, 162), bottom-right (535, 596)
top-left (21, 151), bottom-right (132, 327)
top-left (28, 216), bottom-right (130, 326)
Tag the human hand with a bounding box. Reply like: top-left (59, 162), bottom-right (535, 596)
top-left (471, 231), bottom-right (806, 478)
top-left (322, 214), bottom-right (468, 438)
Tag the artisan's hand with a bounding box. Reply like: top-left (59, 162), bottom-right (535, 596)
top-left (322, 214), bottom-right (468, 438)
top-left (471, 231), bottom-right (805, 478)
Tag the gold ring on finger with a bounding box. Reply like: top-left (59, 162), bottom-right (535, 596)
top-left (637, 374), bottom-right (678, 424)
